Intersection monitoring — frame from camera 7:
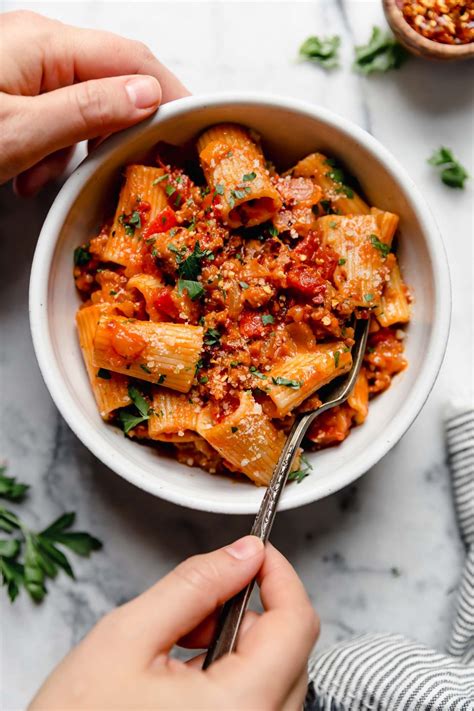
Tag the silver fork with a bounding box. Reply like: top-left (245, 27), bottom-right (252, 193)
top-left (203, 318), bottom-right (369, 668)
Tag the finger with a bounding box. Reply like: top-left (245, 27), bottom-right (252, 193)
top-left (185, 611), bottom-right (260, 668)
top-left (179, 608), bottom-right (260, 650)
top-left (58, 24), bottom-right (189, 102)
top-left (100, 536), bottom-right (264, 663)
top-left (1, 75), bottom-right (161, 181)
top-left (210, 544), bottom-right (319, 701)
top-left (0, 12), bottom-right (188, 102)
top-left (13, 146), bottom-right (75, 197)
top-left (282, 668), bottom-right (310, 711)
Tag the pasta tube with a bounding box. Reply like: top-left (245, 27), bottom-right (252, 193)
top-left (197, 123), bottom-right (282, 228)
top-left (92, 315), bottom-right (203, 393)
top-left (76, 305), bottom-right (131, 418)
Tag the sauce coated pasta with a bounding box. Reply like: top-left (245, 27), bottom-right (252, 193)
top-left (74, 123), bottom-right (411, 486)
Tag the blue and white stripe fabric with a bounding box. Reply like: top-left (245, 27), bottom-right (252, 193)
top-left (306, 407), bottom-right (474, 710)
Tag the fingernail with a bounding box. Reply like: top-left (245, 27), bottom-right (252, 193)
top-left (225, 535), bottom-right (263, 560)
top-left (125, 76), bottom-right (161, 109)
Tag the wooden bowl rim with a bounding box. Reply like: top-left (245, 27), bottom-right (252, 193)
top-left (383, 0), bottom-right (474, 59)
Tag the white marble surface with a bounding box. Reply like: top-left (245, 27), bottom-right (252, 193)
top-left (1, 1), bottom-right (473, 709)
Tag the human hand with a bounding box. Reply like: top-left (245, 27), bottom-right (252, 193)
top-left (29, 536), bottom-right (319, 710)
top-left (0, 11), bottom-right (188, 195)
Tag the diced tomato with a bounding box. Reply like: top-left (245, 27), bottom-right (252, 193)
top-left (239, 310), bottom-right (267, 339)
top-left (142, 207), bottom-right (177, 239)
top-left (110, 325), bottom-right (146, 360)
top-left (287, 266), bottom-right (326, 297)
top-left (294, 233), bottom-right (338, 281)
top-left (294, 231), bottom-right (320, 259)
top-left (153, 287), bottom-right (179, 319)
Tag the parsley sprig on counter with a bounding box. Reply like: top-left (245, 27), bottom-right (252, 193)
top-left (299, 35), bottom-right (341, 69)
top-left (354, 26), bottom-right (408, 75)
top-left (0, 466), bottom-right (102, 603)
top-left (428, 147), bottom-right (469, 189)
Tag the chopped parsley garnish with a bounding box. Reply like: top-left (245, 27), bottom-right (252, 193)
top-left (354, 26), bottom-right (408, 75)
top-left (157, 374), bottom-right (166, 384)
top-left (335, 184), bottom-right (354, 198)
top-left (199, 375), bottom-right (209, 384)
top-left (370, 234), bottom-right (390, 257)
top-left (329, 221), bottom-right (338, 228)
top-left (109, 290), bottom-right (118, 296)
top-left (334, 350), bottom-right (341, 368)
top-left (118, 385), bottom-right (152, 434)
top-left (299, 35), bottom-right (341, 69)
top-left (242, 172), bottom-right (257, 182)
top-left (230, 361), bottom-right (240, 368)
top-left (324, 161), bottom-right (355, 198)
top-left (364, 293), bottom-right (374, 302)
top-left (230, 187), bottom-right (252, 202)
top-left (73, 245), bottom-right (91, 266)
top-left (231, 426), bottom-right (239, 433)
top-left (119, 210), bottom-right (141, 236)
top-left (204, 328), bottom-right (221, 347)
top-left (97, 368), bottom-right (111, 380)
top-left (140, 364), bottom-right (152, 374)
top-left (268, 225), bottom-right (279, 237)
top-left (153, 174), bottom-right (169, 185)
top-left (249, 365), bottom-right (267, 380)
top-left (272, 376), bottom-right (302, 389)
top-left (428, 147), bottom-right (469, 189)
top-left (239, 281), bottom-right (249, 290)
top-left (165, 183), bottom-right (175, 197)
top-left (287, 454), bottom-right (313, 484)
top-left (338, 258), bottom-right (346, 266)
top-left (172, 241), bottom-right (214, 281)
top-left (177, 279), bottom-right (204, 301)
top-left (261, 314), bottom-right (274, 325)
top-left (214, 184), bottom-right (225, 195)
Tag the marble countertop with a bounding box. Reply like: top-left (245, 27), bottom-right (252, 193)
top-left (1, 1), bottom-right (473, 708)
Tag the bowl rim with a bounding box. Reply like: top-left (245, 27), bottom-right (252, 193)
top-left (29, 92), bottom-right (451, 514)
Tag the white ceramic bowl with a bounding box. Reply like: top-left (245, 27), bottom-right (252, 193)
top-left (29, 93), bottom-right (450, 514)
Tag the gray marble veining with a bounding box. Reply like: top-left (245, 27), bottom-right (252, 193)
top-left (1, 2), bottom-right (473, 709)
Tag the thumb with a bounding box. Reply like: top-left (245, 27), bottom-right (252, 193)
top-left (105, 536), bottom-right (264, 661)
top-left (1, 74), bottom-right (161, 182)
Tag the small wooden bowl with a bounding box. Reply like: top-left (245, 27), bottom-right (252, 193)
top-left (383, 0), bottom-right (474, 60)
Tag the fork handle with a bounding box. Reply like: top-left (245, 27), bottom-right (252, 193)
top-left (202, 414), bottom-right (313, 669)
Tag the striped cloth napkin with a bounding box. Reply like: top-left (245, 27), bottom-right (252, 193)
top-left (305, 406), bottom-right (474, 711)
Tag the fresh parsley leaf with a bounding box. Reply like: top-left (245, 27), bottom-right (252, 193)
top-left (271, 376), bottom-right (302, 389)
top-left (118, 411), bottom-right (149, 434)
top-left (140, 364), bottom-right (152, 374)
top-left (268, 225), bottom-right (279, 237)
top-left (177, 279), bottom-right (204, 301)
top-left (153, 174), bottom-right (169, 185)
top-left (288, 454), bottom-right (313, 484)
top-left (370, 234), bottom-right (390, 257)
top-left (0, 467), bottom-right (29, 502)
top-left (177, 242), bottom-right (214, 280)
top-left (354, 26), bottom-right (408, 75)
top-left (157, 374), bottom-right (166, 384)
top-left (0, 468), bottom-right (102, 604)
top-left (231, 187), bottom-right (252, 201)
top-left (334, 350), bottom-right (341, 368)
top-left (165, 183), bottom-right (175, 197)
top-left (428, 147), bottom-right (469, 189)
top-left (199, 375), bottom-right (209, 384)
top-left (364, 293), bottom-right (374, 302)
top-left (231, 426), bottom-right (239, 433)
top-left (214, 184), bottom-right (225, 195)
top-left (239, 281), bottom-right (249, 290)
top-left (261, 314), bottom-right (274, 325)
top-left (204, 328), bottom-right (221, 347)
top-left (249, 366), bottom-right (267, 380)
top-left (73, 245), bottom-right (91, 266)
top-left (128, 386), bottom-right (150, 417)
top-left (335, 185), bottom-right (354, 198)
top-left (97, 368), bottom-right (111, 380)
top-left (299, 35), bottom-right (341, 69)
top-left (119, 210), bottom-right (141, 236)
top-left (242, 172), bottom-right (257, 182)
top-left (338, 258), bottom-right (346, 266)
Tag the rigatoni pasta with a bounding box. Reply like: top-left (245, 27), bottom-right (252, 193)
top-left (73, 123), bottom-right (411, 486)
